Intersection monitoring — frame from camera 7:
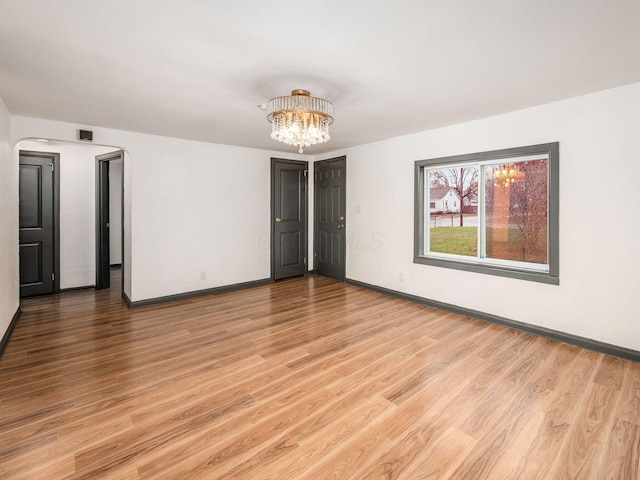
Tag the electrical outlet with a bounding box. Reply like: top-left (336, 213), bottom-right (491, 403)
top-left (200, 271), bottom-right (207, 280)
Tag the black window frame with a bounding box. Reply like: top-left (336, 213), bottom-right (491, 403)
top-left (414, 142), bottom-right (559, 285)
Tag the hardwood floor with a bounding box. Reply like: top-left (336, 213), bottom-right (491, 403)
top-left (1, 272), bottom-right (639, 479)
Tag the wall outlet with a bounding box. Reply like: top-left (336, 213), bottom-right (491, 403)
top-left (200, 271), bottom-right (207, 280)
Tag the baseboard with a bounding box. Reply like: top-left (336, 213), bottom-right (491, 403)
top-left (0, 307), bottom-right (22, 361)
top-left (122, 291), bottom-right (132, 308)
top-left (346, 278), bottom-right (640, 363)
top-left (127, 278), bottom-right (273, 309)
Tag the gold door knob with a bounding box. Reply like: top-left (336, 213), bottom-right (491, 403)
top-left (275, 217), bottom-right (282, 223)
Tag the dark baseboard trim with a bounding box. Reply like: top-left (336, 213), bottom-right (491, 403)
top-left (122, 291), bottom-right (132, 308)
top-left (346, 278), bottom-right (640, 363)
top-left (127, 278), bottom-right (273, 309)
top-left (0, 307), bottom-right (22, 361)
top-left (59, 285), bottom-right (95, 293)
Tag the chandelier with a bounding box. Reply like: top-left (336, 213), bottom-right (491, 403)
top-left (266, 89), bottom-right (334, 153)
top-left (493, 163), bottom-right (524, 187)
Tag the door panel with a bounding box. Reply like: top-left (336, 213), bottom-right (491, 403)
top-left (19, 165), bottom-right (42, 227)
top-left (19, 154), bottom-right (55, 297)
top-left (320, 186), bottom-right (329, 221)
top-left (319, 232), bottom-right (328, 262)
top-left (315, 156), bottom-right (346, 280)
top-left (280, 231), bottom-right (301, 266)
top-left (332, 185), bottom-right (341, 218)
top-left (331, 234), bottom-right (341, 264)
top-left (272, 159), bottom-right (308, 280)
top-left (19, 243), bottom-right (42, 285)
top-left (280, 169), bottom-right (302, 221)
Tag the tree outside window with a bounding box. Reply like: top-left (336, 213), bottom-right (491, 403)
top-left (414, 143), bottom-right (559, 285)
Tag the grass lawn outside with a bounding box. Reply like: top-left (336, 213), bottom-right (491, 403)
top-left (429, 226), bottom-right (547, 264)
top-left (430, 226), bottom-right (477, 256)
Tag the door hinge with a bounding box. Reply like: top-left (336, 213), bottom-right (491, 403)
top-left (304, 170), bottom-right (308, 177)
top-left (304, 257), bottom-right (307, 264)
top-left (48, 163), bottom-right (54, 172)
top-left (51, 273), bottom-right (55, 281)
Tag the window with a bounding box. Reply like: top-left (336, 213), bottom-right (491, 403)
top-left (414, 143), bottom-right (559, 284)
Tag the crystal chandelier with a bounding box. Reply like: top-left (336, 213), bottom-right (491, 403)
top-left (266, 89), bottom-right (334, 153)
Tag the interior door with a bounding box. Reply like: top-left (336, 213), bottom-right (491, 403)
top-left (96, 157), bottom-right (110, 289)
top-left (95, 150), bottom-right (124, 291)
top-left (315, 156), bottom-right (346, 280)
top-left (19, 151), bottom-right (57, 297)
top-left (272, 158), bottom-right (308, 280)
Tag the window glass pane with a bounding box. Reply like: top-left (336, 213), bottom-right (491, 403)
top-left (484, 158), bottom-right (548, 264)
top-left (428, 166), bottom-right (479, 257)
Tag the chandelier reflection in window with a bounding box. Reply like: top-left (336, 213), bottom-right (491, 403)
top-left (493, 163), bottom-right (524, 187)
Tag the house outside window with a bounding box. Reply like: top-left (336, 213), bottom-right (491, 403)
top-left (414, 142), bottom-right (559, 284)
top-left (430, 187), bottom-right (461, 213)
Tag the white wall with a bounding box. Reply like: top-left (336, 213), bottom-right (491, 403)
top-left (109, 158), bottom-right (123, 265)
top-left (317, 82), bottom-right (640, 351)
top-left (9, 83), bottom-right (639, 351)
top-left (17, 141), bottom-right (116, 289)
top-left (12, 118), bottom-right (304, 302)
top-left (0, 96), bottom-right (18, 341)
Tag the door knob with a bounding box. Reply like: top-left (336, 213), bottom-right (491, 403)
top-left (338, 224), bottom-right (344, 229)
top-left (275, 217), bottom-right (282, 223)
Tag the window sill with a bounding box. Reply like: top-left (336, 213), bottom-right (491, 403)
top-left (413, 255), bottom-right (559, 285)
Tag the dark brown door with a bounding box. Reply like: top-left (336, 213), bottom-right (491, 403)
top-left (19, 151), bottom-right (58, 297)
top-left (272, 158), bottom-right (308, 280)
top-left (315, 156), bottom-right (346, 280)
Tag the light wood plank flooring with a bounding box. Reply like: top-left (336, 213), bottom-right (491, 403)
top-left (1, 272), bottom-right (639, 479)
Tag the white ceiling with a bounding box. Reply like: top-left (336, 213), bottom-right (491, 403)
top-left (1, 0), bottom-right (639, 154)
